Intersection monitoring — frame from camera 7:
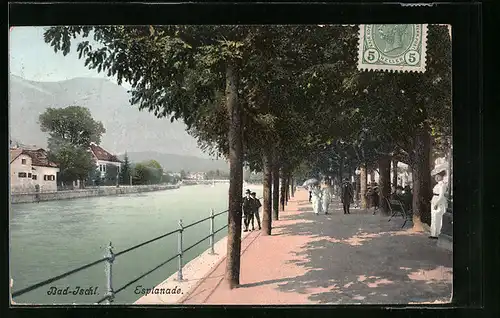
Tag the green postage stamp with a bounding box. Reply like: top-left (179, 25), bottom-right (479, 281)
top-left (357, 24), bottom-right (428, 73)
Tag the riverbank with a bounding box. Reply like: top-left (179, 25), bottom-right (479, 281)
top-left (134, 222), bottom-right (255, 305)
top-left (11, 184), bottom-right (180, 204)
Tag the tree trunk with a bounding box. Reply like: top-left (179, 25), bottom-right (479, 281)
top-left (360, 163), bottom-right (368, 208)
top-left (355, 174), bottom-right (361, 202)
top-left (378, 156), bottom-right (391, 215)
top-left (262, 149), bottom-right (273, 236)
top-left (412, 123), bottom-right (432, 231)
top-left (392, 159), bottom-right (398, 192)
top-left (338, 156), bottom-right (344, 183)
top-left (290, 177), bottom-right (295, 198)
top-left (280, 174), bottom-right (286, 212)
top-left (272, 162), bottom-right (280, 221)
top-left (224, 61), bottom-right (243, 289)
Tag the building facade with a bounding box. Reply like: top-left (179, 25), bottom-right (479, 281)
top-left (10, 148), bottom-right (60, 193)
top-left (89, 143), bottom-right (122, 181)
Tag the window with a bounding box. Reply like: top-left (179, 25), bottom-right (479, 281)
top-left (21, 159), bottom-right (27, 165)
top-left (18, 172), bottom-right (27, 178)
top-left (32, 175), bottom-right (37, 180)
top-left (44, 175), bottom-right (47, 181)
top-left (50, 175), bottom-right (55, 181)
top-left (99, 164), bottom-right (106, 172)
top-left (44, 175), bottom-right (56, 181)
top-left (28, 173), bottom-right (32, 178)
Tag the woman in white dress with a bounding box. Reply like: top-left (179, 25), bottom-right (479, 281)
top-left (321, 184), bottom-right (332, 214)
top-left (430, 171), bottom-right (448, 238)
top-left (311, 185), bottom-right (323, 215)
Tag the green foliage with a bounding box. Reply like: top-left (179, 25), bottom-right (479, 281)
top-left (205, 169), bottom-right (230, 180)
top-left (119, 153), bottom-right (132, 185)
top-left (39, 106), bottom-right (106, 148)
top-left (132, 160), bottom-right (164, 185)
top-left (88, 167), bottom-right (101, 186)
top-left (48, 140), bottom-right (95, 184)
top-left (39, 106), bottom-right (105, 185)
top-left (180, 170), bottom-right (187, 179)
top-left (43, 24), bottom-right (451, 197)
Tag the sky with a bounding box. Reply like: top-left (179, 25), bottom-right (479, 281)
top-left (9, 26), bottom-right (131, 89)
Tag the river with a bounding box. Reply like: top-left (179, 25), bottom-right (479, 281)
top-left (10, 183), bottom-right (262, 304)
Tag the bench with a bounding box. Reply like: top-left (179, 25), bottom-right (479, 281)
top-left (386, 198), bottom-right (413, 228)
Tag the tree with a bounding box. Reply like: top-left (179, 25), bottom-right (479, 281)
top-left (132, 160), bottom-right (163, 184)
top-left (39, 106), bottom-right (105, 148)
top-left (39, 106), bottom-right (106, 185)
top-left (47, 139), bottom-right (96, 186)
top-left (341, 25), bottom-right (451, 230)
top-left (120, 152), bottom-right (132, 185)
top-left (180, 170), bottom-right (187, 180)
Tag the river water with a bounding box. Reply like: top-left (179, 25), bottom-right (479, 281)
top-left (10, 183), bottom-right (262, 305)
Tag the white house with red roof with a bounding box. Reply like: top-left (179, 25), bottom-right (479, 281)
top-left (89, 143), bottom-right (122, 179)
top-left (10, 147), bottom-right (60, 193)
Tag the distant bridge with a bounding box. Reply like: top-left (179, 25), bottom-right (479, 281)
top-left (181, 179), bottom-right (230, 185)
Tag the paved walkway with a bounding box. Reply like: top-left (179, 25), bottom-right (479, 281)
top-left (181, 189), bottom-right (452, 305)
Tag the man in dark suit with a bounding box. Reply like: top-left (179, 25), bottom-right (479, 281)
top-left (341, 178), bottom-right (354, 214)
top-left (242, 189), bottom-right (253, 232)
top-left (250, 192), bottom-right (262, 230)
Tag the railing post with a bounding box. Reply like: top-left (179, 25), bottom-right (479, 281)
top-left (104, 242), bottom-right (115, 304)
top-left (177, 219), bottom-right (184, 281)
top-left (209, 208), bottom-right (215, 254)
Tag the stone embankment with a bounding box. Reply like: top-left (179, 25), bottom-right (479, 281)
top-left (11, 184), bottom-right (180, 204)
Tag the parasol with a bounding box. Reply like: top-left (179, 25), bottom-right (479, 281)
top-left (302, 178), bottom-right (319, 187)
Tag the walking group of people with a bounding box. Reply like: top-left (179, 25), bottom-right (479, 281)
top-left (308, 178), bottom-right (355, 215)
top-left (309, 184), bottom-right (332, 215)
top-left (242, 189), bottom-right (262, 232)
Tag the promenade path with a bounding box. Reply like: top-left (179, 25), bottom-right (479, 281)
top-left (181, 189), bottom-right (452, 305)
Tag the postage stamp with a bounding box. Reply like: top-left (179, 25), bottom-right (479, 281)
top-left (357, 24), bottom-right (428, 73)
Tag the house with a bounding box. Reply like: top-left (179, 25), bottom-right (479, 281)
top-left (10, 147), bottom-right (60, 193)
top-left (89, 143), bottom-right (122, 180)
top-left (186, 172), bottom-right (206, 180)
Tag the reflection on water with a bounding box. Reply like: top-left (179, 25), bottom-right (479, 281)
top-left (10, 183), bottom-right (262, 304)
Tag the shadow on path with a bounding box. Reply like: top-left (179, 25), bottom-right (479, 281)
top-left (264, 199), bottom-right (453, 304)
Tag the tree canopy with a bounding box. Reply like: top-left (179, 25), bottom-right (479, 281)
top-left (43, 24), bottom-right (451, 288)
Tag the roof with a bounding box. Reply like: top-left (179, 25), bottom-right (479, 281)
top-left (10, 149), bottom-right (22, 163)
top-left (89, 143), bottom-right (122, 163)
top-left (10, 148), bottom-right (59, 168)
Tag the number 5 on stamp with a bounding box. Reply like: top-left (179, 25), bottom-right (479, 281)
top-left (358, 24), bottom-right (428, 73)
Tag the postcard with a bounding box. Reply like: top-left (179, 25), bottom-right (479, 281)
top-left (9, 24), bottom-right (452, 305)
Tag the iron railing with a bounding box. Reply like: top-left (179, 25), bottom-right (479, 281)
top-left (11, 205), bottom-right (244, 304)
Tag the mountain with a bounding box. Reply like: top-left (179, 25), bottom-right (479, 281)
top-left (8, 75), bottom-right (211, 159)
top-left (121, 151), bottom-right (229, 173)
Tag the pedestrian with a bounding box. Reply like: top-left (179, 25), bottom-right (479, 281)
top-left (242, 189), bottom-right (253, 232)
top-left (308, 186), bottom-right (313, 203)
top-left (250, 192), bottom-right (262, 230)
top-left (321, 184), bottom-right (332, 214)
top-left (311, 184), bottom-right (323, 215)
top-left (341, 178), bottom-right (354, 214)
top-left (369, 182), bottom-right (380, 214)
top-left (430, 171), bottom-right (448, 238)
